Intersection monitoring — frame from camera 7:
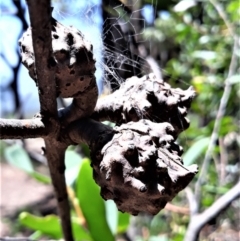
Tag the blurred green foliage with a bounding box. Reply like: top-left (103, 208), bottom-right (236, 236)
top-left (3, 144), bottom-right (130, 240)
top-left (141, 0), bottom-right (239, 240)
top-left (1, 0), bottom-right (239, 240)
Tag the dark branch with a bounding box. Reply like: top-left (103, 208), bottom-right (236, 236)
top-left (44, 140), bottom-right (73, 241)
top-left (66, 118), bottom-right (114, 147)
top-left (24, 0), bottom-right (57, 120)
top-left (0, 118), bottom-right (47, 139)
top-left (21, 1), bottom-right (74, 240)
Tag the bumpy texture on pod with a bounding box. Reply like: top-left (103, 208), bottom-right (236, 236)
top-left (90, 119), bottom-right (198, 215)
top-left (19, 18), bottom-right (97, 99)
top-left (93, 73), bottom-right (195, 134)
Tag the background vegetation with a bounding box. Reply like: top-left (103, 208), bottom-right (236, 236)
top-left (0, 0), bottom-right (239, 240)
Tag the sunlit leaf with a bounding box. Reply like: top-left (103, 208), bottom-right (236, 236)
top-left (19, 212), bottom-right (62, 239)
top-left (173, 0), bottom-right (196, 12)
top-left (117, 212), bottom-right (130, 234)
top-left (19, 212), bottom-right (92, 241)
top-left (192, 50), bottom-right (217, 60)
top-left (203, 185), bottom-right (229, 195)
top-left (105, 200), bottom-right (118, 235)
top-left (30, 172), bottom-right (51, 184)
top-left (65, 149), bottom-right (83, 185)
top-left (4, 144), bottom-right (51, 184)
top-left (76, 159), bottom-right (114, 241)
top-left (28, 231), bottom-right (42, 240)
top-left (149, 236), bottom-right (169, 241)
top-left (183, 137), bottom-right (210, 166)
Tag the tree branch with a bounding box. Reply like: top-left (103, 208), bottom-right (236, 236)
top-left (194, 32), bottom-right (239, 211)
top-left (24, 0), bottom-right (58, 121)
top-left (21, 1), bottom-right (74, 240)
top-left (184, 181), bottom-right (240, 241)
top-left (44, 140), bottom-right (73, 241)
top-left (0, 118), bottom-right (47, 139)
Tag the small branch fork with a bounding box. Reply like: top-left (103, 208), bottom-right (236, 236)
top-left (184, 181), bottom-right (240, 241)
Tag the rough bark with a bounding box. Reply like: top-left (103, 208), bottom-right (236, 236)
top-left (0, 118), bottom-right (47, 139)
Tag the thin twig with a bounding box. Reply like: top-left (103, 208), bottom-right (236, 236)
top-left (0, 119), bottom-right (47, 139)
top-left (219, 137), bottom-right (227, 185)
top-left (165, 203), bottom-right (190, 215)
top-left (0, 239), bottom-right (57, 241)
top-left (194, 37), bottom-right (239, 210)
top-left (208, 0), bottom-right (234, 37)
top-left (185, 187), bottom-right (198, 215)
top-left (184, 181), bottom-right (240, 241)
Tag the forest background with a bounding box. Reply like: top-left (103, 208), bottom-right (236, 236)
top-left (0, 0), bottom-right (239, 240)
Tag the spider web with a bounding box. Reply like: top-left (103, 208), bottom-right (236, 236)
top-left (52, 0), bottom-right (154, 93)
top-left (52, 1), bottom-right (190, 145)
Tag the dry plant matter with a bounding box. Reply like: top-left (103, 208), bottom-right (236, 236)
top-left (0, 1), bottom-right (198, 240)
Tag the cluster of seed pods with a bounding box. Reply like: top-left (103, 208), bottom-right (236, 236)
top-left (91, 120), bottom-right (198, 215)
top-left (19, 17), bottom-right (198, 215)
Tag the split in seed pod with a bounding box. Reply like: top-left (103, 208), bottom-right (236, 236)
top-left (93, 74), bottom-right (195, 134)
top-left (90, 119), bottom-right (198, 215)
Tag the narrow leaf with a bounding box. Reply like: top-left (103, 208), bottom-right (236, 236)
top-left (4, 144), bottom-right (34, 173)
top-left (19, 212), bottom-right (92, 241)
top-left (183, 137), bottom-right (210, 166)
top-left (173, 0), bottom-right (196, 12)
top-left (76, 159), bottom-right (114, 241)
top-left (117, 212), bottom-right (130, 234)
top-left (105, 200), bottom-right (118, 235)
top-left (65, 149), bottom-right (83, 185)
top-left (30, 172), bottom-right (51, 184)
top-left (19, 212), bottom-right (62, 239)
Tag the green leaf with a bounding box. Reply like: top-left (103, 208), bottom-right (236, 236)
top-left (28, 231), bottom-right (43, 240)
top-left (19, 212), bottom-right (92, 241)
top-left (192, 50), bottom-right (217, 60)
top-left (105, 200), bottom-right (118, 235)
top-left (30, 172), bottom-right (51, 184)
top-left (72, 217), bottom-right (93, 241)
top-left (203, 185), bottom-right (229, 195)
top-left (173, 0), bottom-right (196, 12)
top-left (4, 144), bottom-right (51, 184)
top-left (4, 144), bottom-right (34, 173)
top-left (183, 137), bottom-right (210, 166)
top-left (105, 200), bottom-right (130, 235)
top-left (117, 212), bottom-right (130, 234)
top-left (81, 143), bottom-right (91, 159)
top-left (76, 159), bottom-right (114, 241)
top-left (19, 212), bottom-right (62, 239)
top-left (65, 149), bottom-right (83, 186)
